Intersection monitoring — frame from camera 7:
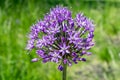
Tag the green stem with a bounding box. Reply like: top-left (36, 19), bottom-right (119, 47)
top-left (62, 64), bottom-right (67, 80)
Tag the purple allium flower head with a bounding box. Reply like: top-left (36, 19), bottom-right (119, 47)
top-left (26, 6), bottom-right (95, 71)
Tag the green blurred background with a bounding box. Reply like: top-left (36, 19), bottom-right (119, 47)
top-left (0, 0), bottom-right (120, 80)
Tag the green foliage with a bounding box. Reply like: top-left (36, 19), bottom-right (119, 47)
top-left (0, 0), bottom-right (120, 80)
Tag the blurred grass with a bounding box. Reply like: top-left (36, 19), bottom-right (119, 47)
top-left (0, 0), bottom-right (120, 80)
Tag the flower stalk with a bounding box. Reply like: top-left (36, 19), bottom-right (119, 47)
top-left (63, 63), bottom-right (67, 80)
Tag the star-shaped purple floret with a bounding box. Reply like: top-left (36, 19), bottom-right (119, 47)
top-left (59, 43), bottom-right (70, 56)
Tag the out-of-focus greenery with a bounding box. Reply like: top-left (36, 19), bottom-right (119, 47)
top-left (0, 0), bottom-right (120, 80)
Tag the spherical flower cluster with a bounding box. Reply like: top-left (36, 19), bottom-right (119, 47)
top-left (26, 6), bottom-right (95, 71)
